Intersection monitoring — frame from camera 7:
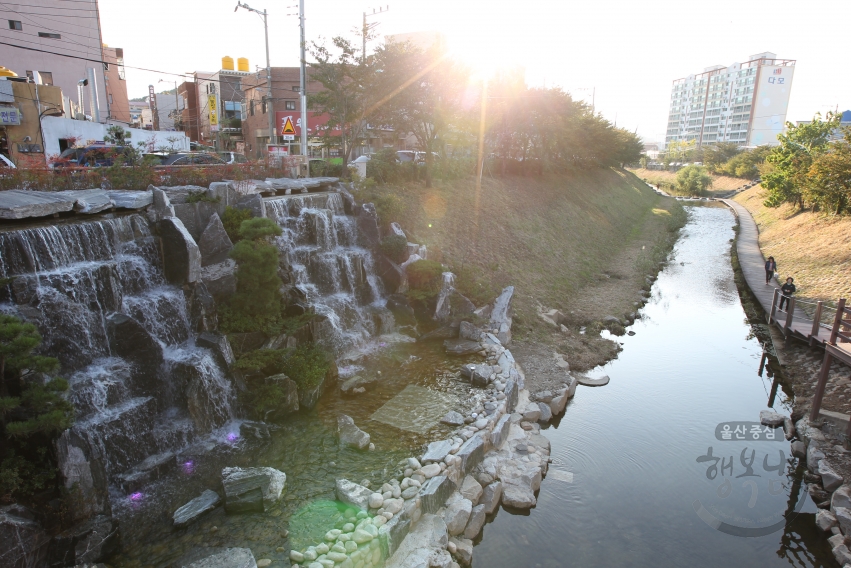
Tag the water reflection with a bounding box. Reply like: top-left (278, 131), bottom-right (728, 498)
top-left (473, 205), bottom-right (837, 568)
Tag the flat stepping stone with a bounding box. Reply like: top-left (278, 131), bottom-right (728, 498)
top-left (575, 374), bottom-right (609, 387)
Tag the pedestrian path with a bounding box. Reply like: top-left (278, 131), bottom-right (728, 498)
top-left (721, 199), bottom-right (828, 346)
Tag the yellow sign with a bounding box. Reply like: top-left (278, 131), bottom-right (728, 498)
top-left (281, 116), bottom-right (296, 135)
top-left (208, 95), bottom-right (218, 126)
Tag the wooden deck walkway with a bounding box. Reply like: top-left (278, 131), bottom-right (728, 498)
top-left (721, 199), bottom-right (832, 346)
top-left (719, 199), bottom-right (851, 429)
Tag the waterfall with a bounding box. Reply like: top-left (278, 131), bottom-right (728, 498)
top-left (265, 192), bottom-right (392, 353)
top-left (0, 215), bottom-right (236, 482)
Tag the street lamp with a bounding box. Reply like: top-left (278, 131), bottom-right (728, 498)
top-left (235, 1), bottom-right (275, 152)
top-left (158, 79), bottom-right (180, 131)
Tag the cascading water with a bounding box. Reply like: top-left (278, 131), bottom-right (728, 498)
top-left (0, 215), bottom-right (236, 482)
top-left (264, 192), bottom-right (392, 355)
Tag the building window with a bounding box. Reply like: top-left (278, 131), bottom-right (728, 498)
top-left (285, 101), bottom-right (296, 110)
top-left (38, 71), bottom-right (53, 85)
top-left (262, 98), bottom-right (267, 114)
top-left (224, 101), bottom-right (241, 120)
top-left (249, 99), bottom-right (255, 116)
top-left (292, 86), bottom-right (300, 92)
top-left (108, 94), bottom-right (113, 104)
top-left (8, 20), bottom-right (21, 30)
top-left (38, 32), bottom-right (61, 39)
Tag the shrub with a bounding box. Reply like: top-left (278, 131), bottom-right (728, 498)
top-left (186, 190), bottom-right (221, 204)
top-left (281, 344), bottom-right (330, 391)
top-left (221, 206), bottom-right (253, 242)
top-left (676, 165), bottom-right (712, 196)
top-left (380, 234), bottom-right (408, 263)
top-left (367, 148), bottom-right (403, 184)
top-left (0, 314), bottom-right (74, 501)
top-left (406, 259), bottom-right (444, 300)
top-left (224, 217), bottom-right (284, 330)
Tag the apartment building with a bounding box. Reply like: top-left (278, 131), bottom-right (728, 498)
top-left (0, 1), bottom-right (129, 123)
top-left (665, 52), bottom-right (795, 148)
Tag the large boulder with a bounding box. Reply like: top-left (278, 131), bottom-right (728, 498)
top-left (0, 505), bottom-right (50, 568)
top-left (150, 187), bottom-right (175, 222)
top-left (335, 479), bottom-right (373, 510)
top-left (115, 451), bottom-right (176, 493)
top-left (173, 489), bottom-right (221, 529)
top-left (376, 255), bottom-right (406, 294)
top-left (235, 193), bottom-right (266, 218)
top-left (198, 213), bottom-right (234, 267)
top-left (489, 286), bottom-right (514, 345)
top-left (48, 514), bottom-right (119, 567)
top-left (56, 189), bottom-right (113, 214)
top-left (108, 189), bottom-right (153, 209)
top-left (221, 467), bottom-right (286, 514)
top-left (173, 201), bottom-right (221, 242)
top-left (55, 430), bottom-right (111, 523)
top-left (261, 374), bottom-right (300, 418)
top-left (443, 498), bottom-right (472, 536)
top-left (184, 280), bottom-right (218, 333)
top-left (0, 189), bottom-right (76, 219)
top-left (158, 216), bottom-right (201, 284)
top-left (357, 203), bottom-right (381, 250)
top-left (106, 313), bottom-right (164, 395)
top-left (201, 259), bottom-right (237, 302)
top-left (298, 362), bottom-right (336, 410)
top-left (419, 475), bottom-right (456, 514)
top-left (197, 332), bottom-right (236, 368)
top-left (338, 414), bottom-right (371, 449)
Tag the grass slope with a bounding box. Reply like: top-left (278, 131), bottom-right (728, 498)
top-left (369, 168), bottom-right (680, 336)
top-left (733, 185), bottom-right (851, 304)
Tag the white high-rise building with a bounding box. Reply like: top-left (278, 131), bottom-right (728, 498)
top-left (664, 52), bottom-right (795, 148)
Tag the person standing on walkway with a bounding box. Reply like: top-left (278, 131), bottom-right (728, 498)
top-left (765, 256), bottom-right (777, 285)
top-left (779, 277), bottom-right (796, 310)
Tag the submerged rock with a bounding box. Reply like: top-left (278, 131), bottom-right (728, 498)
top-left (173, 489), bottom-right (221, 528)
top-left (185, 547), bottom-right (258, 568)
top-left (221, 467), bottom-right (286, 514)
top-left (443, 339), bottom-right (481, 356)
top-left (441, 411), bottom-right (465, 426)
top-left (335, 479), bottom-right (373, 510)
top-left (338, 414), bottom-right (371, 449)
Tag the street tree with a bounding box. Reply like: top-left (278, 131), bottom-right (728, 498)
top-left (308, 36), bottom-right (376, 172)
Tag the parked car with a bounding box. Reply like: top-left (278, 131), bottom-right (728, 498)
top-left (54, 145), bottom-right (132, 168)
top-left (150, 152), bottom-right (226, 166)
top-left (217, 151), bottom-right (249, 164)
top-left (396, 150), bottom-right (416, 163)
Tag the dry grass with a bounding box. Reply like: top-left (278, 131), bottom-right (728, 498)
top-left (628, 167), bottom-right (749, 195)
top-left (733, 185), bottom-right (851, 304)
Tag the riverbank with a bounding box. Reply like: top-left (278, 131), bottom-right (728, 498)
top-left (357, 169), bottom-right (686, 389)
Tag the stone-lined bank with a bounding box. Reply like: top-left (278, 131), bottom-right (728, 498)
top-left (284, 321), bottom-right (577, 567)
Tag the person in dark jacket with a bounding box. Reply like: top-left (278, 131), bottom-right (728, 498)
top-left (779, 277), bottom-right (796, 310)
top-left (765, 257), bottom-right (777, 284)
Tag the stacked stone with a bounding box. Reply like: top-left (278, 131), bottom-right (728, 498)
top-left (291, 323), bottom-right (576, 568)
top-left (796, 416), bottom-right (851, 565)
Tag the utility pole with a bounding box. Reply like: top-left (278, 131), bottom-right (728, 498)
top-left (299, 0), bottom-right (308, 169)
top-left (236, 2), bottom-right (275, 152)
top-left (362, 5), bottom-right (389, 63)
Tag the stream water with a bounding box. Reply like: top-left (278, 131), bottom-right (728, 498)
top-left (473, 204), bottom-right (837, 567)
top-left (107, 203), bottom-right (839, 567)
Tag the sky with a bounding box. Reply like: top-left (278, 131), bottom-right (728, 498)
top-left (99, 0), bottom-right (850, 145)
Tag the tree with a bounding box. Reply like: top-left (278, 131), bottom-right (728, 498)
top-left (807, 128), bottom-right (851, 214)
top-left (309, 36), bottom-right (376, 172)
top-left (229, 218), bottom-right (283, 319)
top-left (676, 165), bottom-right (712, 196)
top-left (762, 112), bottom-right (840, 209)
top-left (663, 140), bottom-right (696, 165)
top-left (702, 142), bottom-right (741, 173)
top-left (611, 129), bottom-right (644, 168)
top-left (371, 41), bottom-right (468, 187)
top-left (718, 145), bottom-right (771, 179)
top-left (0, 314), bottom-right (74, 500)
